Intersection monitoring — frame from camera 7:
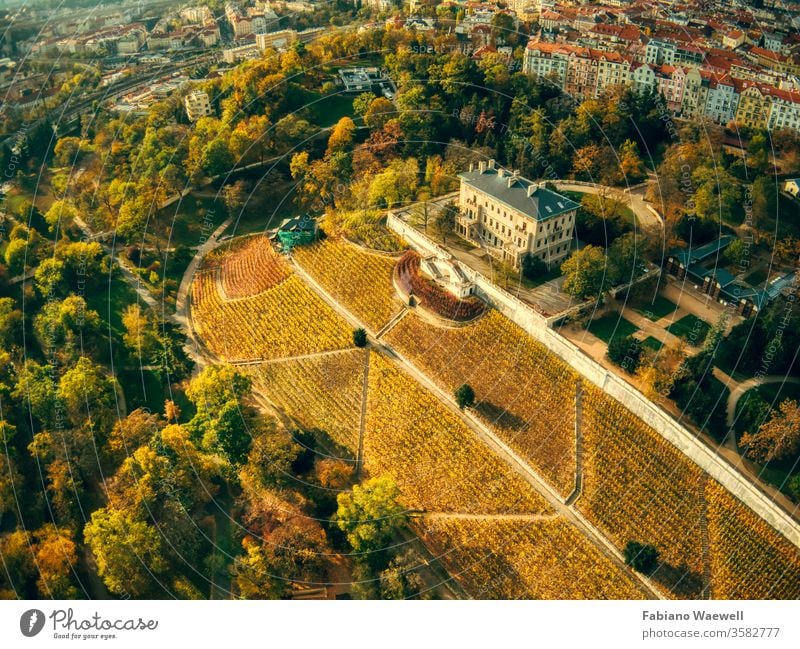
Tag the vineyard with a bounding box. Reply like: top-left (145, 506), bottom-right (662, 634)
top-left (395, 251), bottom-right (485, 321)
top-left (218, 236), bottom-right (290, 299)
top-left (364, 352), bottom-right (552, 515)
top-left (243, 349), bottom-right (366, 456)
top-left (385, 310), bottom-right (578, 497)
top-left (579, 383), bottom-right (706, 598)
top-left (419, 517), bottom-right (646, 599)
top-left (191, 271), bottom-right (352, 361)
top-left (706, 480), bottom-right (800, 599)
top-left (292, 238), bottom-right (403, 331)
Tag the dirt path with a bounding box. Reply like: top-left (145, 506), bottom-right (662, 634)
top-left (288, 255), bottom-right (663, 600)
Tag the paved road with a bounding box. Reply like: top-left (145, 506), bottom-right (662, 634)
top-left (725, 375), bottom-right (800, 428)
top-left (554, 181), bottom-right (662, 230)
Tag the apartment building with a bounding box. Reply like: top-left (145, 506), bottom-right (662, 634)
top-left (456, 160), bottom-right (579, 268)
top-left (184, 90), bottom-right (213, 122)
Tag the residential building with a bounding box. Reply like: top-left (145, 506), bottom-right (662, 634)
top-left (184, 90), bottom-right (213, 122)
top-left (456, 159), bottom-right (579, 268)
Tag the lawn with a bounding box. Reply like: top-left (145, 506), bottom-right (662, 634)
top-left (586, 313), bottom-right (639, 344)
top-left (562, 190), bottom-right (637, 224)
top-left (305, 93), bottom-right (357, 128)
top-left (666, 313), bottom-right (710, 346)
top-left (640, 336), bottom-right (664, 352)
top-left (634, 295), bottom-right (677, 321)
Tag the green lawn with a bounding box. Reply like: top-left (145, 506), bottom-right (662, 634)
top-left (587, 313), bottom-right (639, 344)
top-left (666, 314), bottom-right (710, 346)
top-left (634, 295), bottom-right (677, 321)
top-left (154, 194), bottom-right (225, 249)
top-left (305, 93), bottom-right (357, 128)
top-left (640, 336), bottom-right (665, 352)
top-left (562, 190), bottom-right (637, 224)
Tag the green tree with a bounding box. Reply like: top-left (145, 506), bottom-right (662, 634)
top-left (561, 245), bottom-right (608, 299)
top-left (84, 507), bottom-right (167, 597)
top-left (186, 364), bottom-right (252, 412)
top-left (44, 200), bottom-right (78, 234)
top-left (741, 399), bottom-right (800, 464)
top-left (336, 477), bottom-right (408, 563)
top-left (57, 357), bottom-right (117, 429)
top-left (623, 540), bottom-right (659, 573)
top-left (607, 334), bottom-right (641, 373)
top-left (34, 258), bottom-right (66, 297)
top-left (353, 328), bottom-right (368, 348)
top-left (454, 383), bottom-right (476, 409)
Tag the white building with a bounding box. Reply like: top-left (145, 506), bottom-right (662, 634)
top-left (184, 90), bottom-right (213, 122)
top-left (456, 160), bottom-right (579, 268)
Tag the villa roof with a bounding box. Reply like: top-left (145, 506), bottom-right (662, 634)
top-left (459, 164), bottom-right (579, 222)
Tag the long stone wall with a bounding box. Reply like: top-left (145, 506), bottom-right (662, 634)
top-left (388, 213), bottom-right (800, 548)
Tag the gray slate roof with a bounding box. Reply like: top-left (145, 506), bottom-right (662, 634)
top-left (459, 168), bottom-right (579, 222)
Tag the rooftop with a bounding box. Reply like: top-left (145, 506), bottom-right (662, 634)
top-left (459, 161), bottom-right (580, 222)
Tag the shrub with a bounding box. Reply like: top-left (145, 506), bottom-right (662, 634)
top-left (521, 253), bottom-right (547, 281)
top-left (607, 334), bottom-right (641, 372)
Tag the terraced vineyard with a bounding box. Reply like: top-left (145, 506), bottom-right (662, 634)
top-left (580, 383), bottom-right (706, 598)
top-left (219, 236), bottom-right (290, 299)
top-left (244, 349), bottom-right (366, 456)
top-left (419, 517), bottom-right (646, 599)
top-left (385, 310), bottom-right (578, 497)
top-left (191, 238), bottom-right (800, 601)
top-left (191, 271), bottom-right (351, 361)
top-left (364, 352), bottom-right (551, 515)
top-left (706, 480), bottom-right (800, 599)
top-left (293, 238), bottom-right (403, 331)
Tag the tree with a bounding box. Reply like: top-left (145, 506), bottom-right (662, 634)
top-left (44, 200), bottom-right (78, 234)
top-left (522, 254), bottom-right (547, 281)
top-left (607, 334), bottom-right (641, 373)
top-left (561, 245), bottom-right (608, 299)
top-left (624, 540), bottom-right (659, 573)
top-left (57, 357), bottom-right (117, 430)
top-left (454, 383), bottom-right (475, 409)
top-left (432, 200), bottom-right (457, 243)
top-left (34, 258), bottom-right (66, 298)
top-left (741, 399), bottom-right (800, 464)
top-left (201, 138), bottom-right (234, 177)
top-left (186, 364), bottom-right (252, 412)
top-left (84, 507), bottom-right (167, 597)
top-left (751, 176), bottom-right (778, 230)
top-left (0, 297), bottom-right (22, 348)
top-left (326, 116), bottom-right (357, 157)
top-left (364, 97), bottom-right (395, 131)
top-left (223, 179), bottom-right (250, 217)
top-left (33, 525), bottom-right (78, 598)
top-left (336, 477), bottom-right (408, 562)
top-left (353, 328), bottom-right (368, 348)
top-left (607, 233), bottom-right (639, 286)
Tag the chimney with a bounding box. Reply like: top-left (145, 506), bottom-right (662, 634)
top-left (526, 182), bottom-right (537, 197)
top-left (478, 161), bottom-right (487, 173)
top-left (487, 159), bottom-right (495, 170)
top-left (469, 162), bottom-right (474, 172)
top-left (498, 168), bottom-right (506, 178)
top-left (508, 170), bottom-right (519, 188)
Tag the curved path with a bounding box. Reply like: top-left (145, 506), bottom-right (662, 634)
top-left (726, 375), bottom-right (800, 428)
top-left (553, 180), bottom-right (662, 230)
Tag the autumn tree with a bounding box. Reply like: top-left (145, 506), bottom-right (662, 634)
top-left (741, 399), bottom-right (800, 463)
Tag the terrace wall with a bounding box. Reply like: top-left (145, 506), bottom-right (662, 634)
top-left (387, 212), bottom-right (800, 548)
